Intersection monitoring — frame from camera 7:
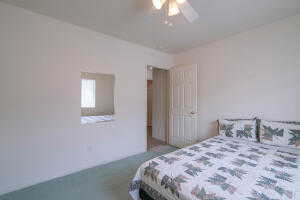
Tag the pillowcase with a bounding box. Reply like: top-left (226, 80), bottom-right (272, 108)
top-left (218, 118), bottom-right (258, 142)
top-left (259, 119), bottom-right (300, 148)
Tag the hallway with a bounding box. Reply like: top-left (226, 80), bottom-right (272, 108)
top-left (147, 126), bottom-right (166, 150)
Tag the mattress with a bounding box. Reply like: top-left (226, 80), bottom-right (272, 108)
top-left (80, 115), bottom-right (114, 124)
top-left (129, 135), bottom-right (300, 200)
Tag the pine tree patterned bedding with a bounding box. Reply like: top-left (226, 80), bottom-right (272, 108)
top-left (129, 135), bottom-right (300, 200)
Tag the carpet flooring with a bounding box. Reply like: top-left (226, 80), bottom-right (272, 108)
top-left (0, 146), bottom-right (177, 200)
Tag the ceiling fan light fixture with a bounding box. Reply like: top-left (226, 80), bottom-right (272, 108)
top-left (168, 0), bottom-right (180, 16)
top-left (152, 0), bottom-right (166, 9)
top-left (176, 0), bottom-right (186, 4)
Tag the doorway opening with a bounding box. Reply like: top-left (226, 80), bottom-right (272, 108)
top-left (147, 66), bottom-right (169, 150)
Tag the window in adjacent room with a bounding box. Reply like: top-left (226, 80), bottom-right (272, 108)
top-left (81, 79), bottom-right (96, 108)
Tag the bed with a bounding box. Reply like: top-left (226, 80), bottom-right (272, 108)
top-left (80, 115), bottom-right (114, 124)
top-left (129, 135), bottom-right (299, 200)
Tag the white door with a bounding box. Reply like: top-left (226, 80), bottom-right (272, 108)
top-left (169, 64), bottom-right (198, 148)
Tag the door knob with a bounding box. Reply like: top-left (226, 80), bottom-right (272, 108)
top-left (190, 111), bottom-right (196, 114)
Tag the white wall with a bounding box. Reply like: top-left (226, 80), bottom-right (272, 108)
top-left (147, 67), bottom-right (153, 80)
top-left (0, 2), bottom-right (173, 195)
top-left (174, 15), bottom-right (300, 141)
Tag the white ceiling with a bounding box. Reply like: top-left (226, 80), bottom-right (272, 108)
top-left (2, 0), bottom-right (300, 54)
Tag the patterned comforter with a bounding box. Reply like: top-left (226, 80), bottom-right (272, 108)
top-left (129, 136), bottom-right (300, 200)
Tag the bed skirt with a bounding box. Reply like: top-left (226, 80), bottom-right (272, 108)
top-left (139, 189), bottom-right (154, 200)
top-left (139, 182), bottom-right (168, 200)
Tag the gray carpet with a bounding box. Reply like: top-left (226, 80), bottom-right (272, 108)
top-left (0, 146), bottom-right (177, 200)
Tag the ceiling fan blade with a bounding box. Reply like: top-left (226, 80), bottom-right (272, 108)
top-left (177, 0), bottom-right (199, 22)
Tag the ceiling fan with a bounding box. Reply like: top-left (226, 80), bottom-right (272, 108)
top-left (152, 0), bottom-right (199, 22)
